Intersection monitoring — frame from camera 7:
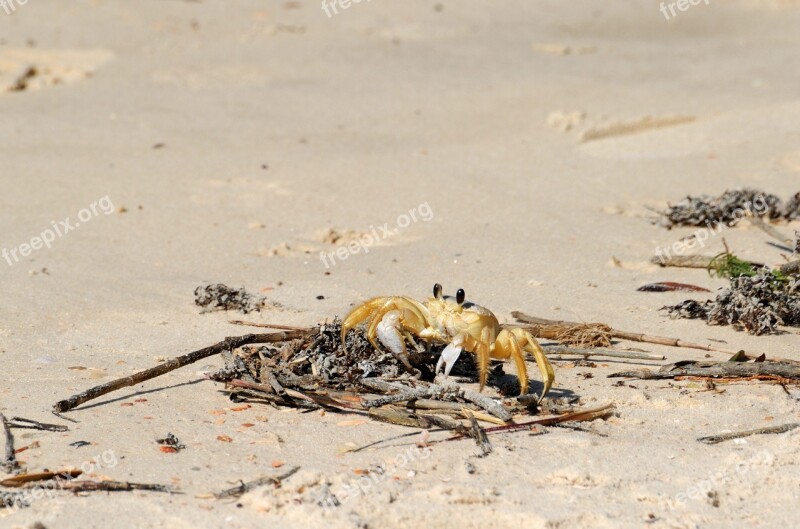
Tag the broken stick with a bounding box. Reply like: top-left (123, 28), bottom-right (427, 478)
top-left (513, 312), bottom-right (741, 356)
top-left (609, 360), bottom-right (800, 380)
top-left (697, 422), bottom-right (800, 444)
top-left (53, 330), bottom-right (310, 413)
top-left (1, 414), bottom-right (18, 474)
top-left (650, 255), bottom-right (719, 269)
top-left (542, 345), bottom-right (664, 361)
top-left (214, 466), bottom-right (300, 499)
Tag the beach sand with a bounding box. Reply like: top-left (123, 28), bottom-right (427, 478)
top-left (1, 1), bottom-right (799, 527)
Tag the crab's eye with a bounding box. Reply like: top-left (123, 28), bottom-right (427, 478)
top-left (456, 288), bottom-right (465, 305)
top-left (433, 283), bottom-right (443, 299)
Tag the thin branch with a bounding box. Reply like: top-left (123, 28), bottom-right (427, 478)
top-left (228, 321), bottom-right (312, 331)
top-left (650, 254), bottom-right (719, 268)
top-left (542, 345), bottom-right (664, 361)
top-left (697, 422), bottom-right (800, 444)
top-left (213, 466), bottom-right (300, 499)
top-left (513, 312), bottom-right (740, 356)
top-left (60, 480), bottom-right (178, 494)
top-left (8, 417), bottom-right (68, 432)
top-left (0, 414), bottom-right (19, 474)
top-left (53, 330), bottom-right (310, 413)
top-left (609, 361), bottom-right (800, 380)
top-left (441, 404), bottom-right (615, 442)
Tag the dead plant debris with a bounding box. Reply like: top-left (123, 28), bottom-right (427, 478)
top-left (194, 284), bottom-right (271, 314)
top-left (663, 270), bottom-right (800, 335)
top-left (656, 188), bottom-right (798, 229)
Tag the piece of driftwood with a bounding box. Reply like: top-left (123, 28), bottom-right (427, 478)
top-left (443, 403), bottom-right (615, 442)
top-left (369, 407), bottom-right (431, 428)
top-left (0, 414), bottom-right (18, 474)
top-left (650, 254), bottom-right (766, 270)
top-left (513, 312), bottom-right (740, 356)
top-left (363, 383), bottom-right (513, 423)
top-left (697, 422), bottom-right (800, 444)
top-left (361, 388), bottom-right (448, 408)
top-left (368, 406), bottom-right (466, 432)
top-left (228, 320), bottom-right (311, 331)
top-left (53, 330), bottom-right (310, 413)
top-left (542, 345), bottom-right (664, 361)
top-left (358, 378), bottom-right (411, 393)
top-left (464, 410), bottom-right (492, 456)
top-left (213, 466), bottom-right (299, 499)
top-left (406, 399), bottom-right (478, 413)
top-left (609, 360), bottom-right (800, 380)
top-left (650, 255), bottom-right (719, 268)
top-left (59, 480), bottom-right (177, 494)
top-left (458, 389), bottom-right (514, 422)
top-left (7, 417), bottom-right (68, 432)
top-left (0, 470), bottom-right (83, 487)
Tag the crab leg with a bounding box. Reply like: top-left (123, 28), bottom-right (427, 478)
top-left (341, 296), bottom-right (390, 352)
top-left (342, 297), bottom-right (429, 373)
top-left (507, 327), bottom-right (555, 400)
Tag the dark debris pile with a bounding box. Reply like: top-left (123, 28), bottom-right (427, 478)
top-left (787, 193), bottom-right (800, 222)
top-left (194, 284), bottom-right (270, 314)
top-left (663, 272), bottom-right (800, 335)
top-left (657, 188), bottom-right (799, 229)
top-left (210, 319), bottom-right (480, 389)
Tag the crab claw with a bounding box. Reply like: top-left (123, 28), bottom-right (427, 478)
top-left (435, 343), bottom-right (463, 377)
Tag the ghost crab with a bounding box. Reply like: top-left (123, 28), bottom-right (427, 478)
top-left (341, 284), bottom-right (554, 400)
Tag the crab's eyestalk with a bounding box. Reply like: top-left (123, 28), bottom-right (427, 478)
top-left (456, 288), bottom-right (465, 305)
top-left (433, 283), bottom-right (443, 300)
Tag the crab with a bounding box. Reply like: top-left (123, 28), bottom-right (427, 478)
top-left (341, 283), bottom-right (554, 400)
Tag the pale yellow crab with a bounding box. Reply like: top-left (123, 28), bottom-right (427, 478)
top-left (341, 284), bottom-right (555, 400)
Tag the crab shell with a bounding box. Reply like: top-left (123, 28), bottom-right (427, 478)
top-left (341, 286), bottom-right (554, 400)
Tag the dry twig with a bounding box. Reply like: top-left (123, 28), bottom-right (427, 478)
top-left (0, 414), bottom-right (18, 474)
top-left (514, 312), bottom-right (739, 356)
top-left (53, 330), bottom-right (310, 413)
top-left (609, 360), bottom-right (800, 381)
top-left (213, 466), bottom-right (300, 499)
top-left (542, 345), bottom-right (664, 361)
top-left (697, 422), bottom-right (800, 444)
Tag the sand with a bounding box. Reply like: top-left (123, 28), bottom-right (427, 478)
top-left (1, 0), bottom-right (799, 527)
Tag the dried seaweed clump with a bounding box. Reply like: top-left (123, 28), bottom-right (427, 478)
top-left (194, 284), bottom-right (269, 314)
top-left (212, 320), bottom-right (447, 390)
top-left (786, 193), bottom-right (800, 221)
top-left (663, 272), bottom-right (800, 335)
top-left (657, 188), bottom-right (784, 229)
top-left (520, 322), bottom-right (613, 348)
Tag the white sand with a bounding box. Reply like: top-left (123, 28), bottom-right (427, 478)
top-left (1, 1), bottom-right (799, 527)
